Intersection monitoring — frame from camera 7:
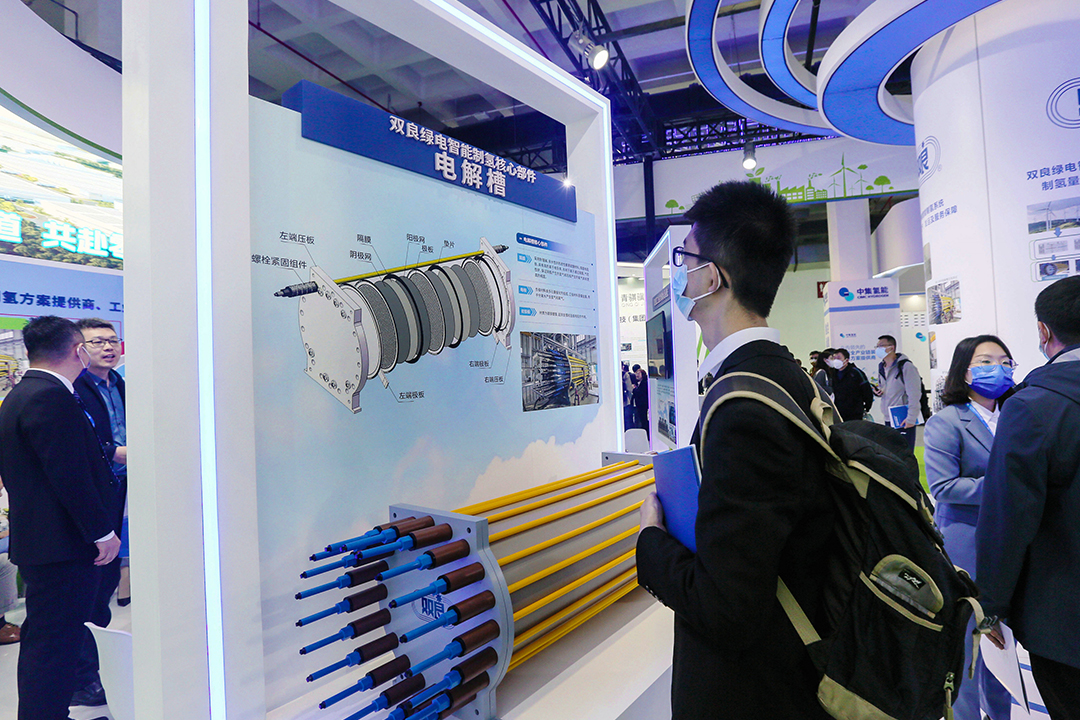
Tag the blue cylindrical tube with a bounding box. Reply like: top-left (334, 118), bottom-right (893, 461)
top-left (295, 575), bottom-right (344, 599)
top-left (307, 656), bottom-right (350, 683)
top-left (389, 577), bottom-right (447, 609)
top-left (296, 604), bottom-right (339, 627)
top-left (301, 554), bottom-right (353, 579)
top-left (299, 624), bottom-right (353, 655)
top-left (377, 552), bottom-right (433, 582)
top-left (407, 639), bottom-right (463, 677)
top-left (319, 675), bottom-right (373, 709)
top-left (400, 608), bottom-right (458, 644)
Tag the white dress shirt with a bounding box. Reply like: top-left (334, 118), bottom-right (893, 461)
top-left (698, 326), bottom-right (782, 383)
top-left (970, 400), bottom-right (999, 436)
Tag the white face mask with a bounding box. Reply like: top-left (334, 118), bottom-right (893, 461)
top-left (827, 358), bottom-right (844, 370)
top-left (77, 344), bottom-right (90, 370)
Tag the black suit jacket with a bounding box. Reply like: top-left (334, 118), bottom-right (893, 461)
top-left (0, 370), bottom-right (121, 566)
top-left (74, 368), bottom-right (126, 464)
top-left (637, 340), bottom-right (835, 720)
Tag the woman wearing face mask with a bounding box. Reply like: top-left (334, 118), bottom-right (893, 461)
top-left (924, 335), bottom-right (1016, 720)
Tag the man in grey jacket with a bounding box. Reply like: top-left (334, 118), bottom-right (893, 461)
top-left (874, 334), bottom-right (922, 449)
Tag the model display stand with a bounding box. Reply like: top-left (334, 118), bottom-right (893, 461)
top-left (294, 454), bottom-right (657, 720)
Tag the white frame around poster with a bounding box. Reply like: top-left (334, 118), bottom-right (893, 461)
top-left (124, 1), bottom-right (623, 719)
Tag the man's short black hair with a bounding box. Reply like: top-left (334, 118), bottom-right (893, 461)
top-left (684, 180), bottom-right (795, 318)
top-left (878, 335), bottom-right (897, 347)
top-left (75, 317), bottom-right (116, 333)
top-left (1036, 276), bottom-right (1080, 346)
top-left (23, 315), bottom-right (81, 363)
top-left (632, 364), bottom-right (641, 372)
top-left (836, 348), bottom-right (850, 360)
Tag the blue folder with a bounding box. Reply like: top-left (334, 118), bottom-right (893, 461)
top-left (652, 446), bottom-right (702, 552)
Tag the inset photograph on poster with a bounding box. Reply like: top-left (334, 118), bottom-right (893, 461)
top-left (1027, 197), bottom-right (1080, 235)
top-left (928, 277), bottom-right (962, 325)
top-left (520, 331), bottom-right (597, 411)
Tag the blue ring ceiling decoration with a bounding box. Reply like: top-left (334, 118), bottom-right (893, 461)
top-left (685, 0), bottom-right (1007, 146)
top-left (816, 0), bottom-right (1005, 146)
top-left (686, 0), bottom-right (832, 136)
top-left (758, 0), bottom-right (818, 109)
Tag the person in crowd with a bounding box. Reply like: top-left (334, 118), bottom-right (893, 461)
top-left (923, 335), bottom-right (1015, 720)
top-left (75, 318), bottom-right (128, 610)
top-left (0, 316), bottom-right (123, 719)
top-left (874, 334), bottom-right (922, 449)
top-left (637, 180), bottom-right (836, 720)
top-left (977, 277), bottom-right (1080, 719)
top-left (829, 348), bottom-right (873, 421)
top-left (631, 363), bottom-right (649, 437)
top-left (812, 347), bottom-right (836, 397)
top-left (622, 362), bottom-right (638, 429)
top-left (809, 350), bottom-right (820, 368)
top-left (0, 475), bottom-right (19, 645)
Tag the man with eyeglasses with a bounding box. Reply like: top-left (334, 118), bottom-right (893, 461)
top-left (70, 318), bottom-right (127, 710)
top-left (0, 316), bottom-right (121, 720)
top-left (636, 181), bottom-right (835, 719)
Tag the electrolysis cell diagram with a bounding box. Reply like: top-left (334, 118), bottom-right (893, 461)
top-left (274, 238), bottom-right (515, 412)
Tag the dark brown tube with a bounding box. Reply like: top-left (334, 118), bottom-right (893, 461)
top-left (346, 584), bottom-right (388, 613)
top-left (439, 672), bottom-right (490, 718)
top-left (367, 654), bottom-right (411, 689)
top-left (355, 632), bottom-right (399, 664)
top-left (453, 619), bottom-right (500, 653)
top-left (451, 646), bottom-right (498, 684)
top-left (383, 673), bottom-right (426, 706)
top-left (408, 523), bottom-right (454, 550)
top-left (373, 516), bottom-right (417, 532)
top-left (439, 562), bottom-right (485, 593)
top-left (388, 516), bottom-right (435, 537)
top-left (346, 561), bottom-right (389, 587)
top-left (348, 608), bottom-right (391, 638)
top-left (449, 590), bottom-right (495, 624)
top-left (426, 539), bottom-right (470, 568)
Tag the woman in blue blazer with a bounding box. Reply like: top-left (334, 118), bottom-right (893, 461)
top-left (924, 335), bottom-right (1016, 720)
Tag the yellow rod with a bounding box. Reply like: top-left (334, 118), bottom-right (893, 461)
top-left (486, 465), bottom-right (652, 524)
top-left (490, 477), bottom-right (654, 544)
top-left (512, 548), bottom-right (636, 622)
top-left (507, 527), bottom-right (638, 594)
top-left (513, 568), bottom-right (637, 650)
top-left (508, 579), bottom-right (639, 672)
top-left (454, 460), bottom-right (638, 516)
top-left (334, 250), bottom-right (484, 284)
top-left (497, 502), bottom-right (642, 567)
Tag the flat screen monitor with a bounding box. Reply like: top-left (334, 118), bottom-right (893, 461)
top-left (646, 312), bottom-right (671, 379)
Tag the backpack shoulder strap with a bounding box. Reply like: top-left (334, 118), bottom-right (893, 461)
top-left (700, 371), bottom-right (839, 462)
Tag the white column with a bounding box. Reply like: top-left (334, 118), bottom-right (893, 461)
top-left (123, 0), bottom-right (264, 717)
top-left (912, 0), bottom-right (1080, 392)
top-left (827, 198), bottom-right (872, 280)
top-left (874, 198), bottom-right (923, 275)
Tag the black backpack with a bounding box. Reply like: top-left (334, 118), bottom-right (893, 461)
top-left (702, 372), bottom-right (982, 720)
top-left (891, 357), bottom-right (933, 421)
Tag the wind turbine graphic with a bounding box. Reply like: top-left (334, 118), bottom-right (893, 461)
top-left (831, 154), bottom-right (859, 198)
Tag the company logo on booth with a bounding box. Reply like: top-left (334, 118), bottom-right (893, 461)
top-left (415, 593), bottom-right (446, 622)
top-left (917, 136), bottom-right (941, 185)
top-left (916, 332), bottom-right (927, 341)
top-left (1047, 78), bottom-right (1080, 129)
top-left (838, 287), bottom-right (855, 302)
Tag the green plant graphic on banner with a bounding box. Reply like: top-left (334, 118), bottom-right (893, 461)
top-left (664, 199), bottom-right (684, 214)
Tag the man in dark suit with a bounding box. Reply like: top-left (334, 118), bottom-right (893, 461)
top-left (977, 277), bottom-right (1080, 720)
top-left (73, 317), bottom-right (128, 703)
top-left (637, 181), bottom-right (835, 719)
top-left (0, 315), bottom-right (122, 720)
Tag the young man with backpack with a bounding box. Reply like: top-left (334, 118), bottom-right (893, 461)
top-left (874, 334), bottom-right (924, 449)
top-left (637, 181), bottom-right (977, 720)
top-left (636, 181), bottom-right (837, 719)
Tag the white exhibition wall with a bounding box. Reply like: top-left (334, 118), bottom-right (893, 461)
top-left (914, 0), bottom-right (1080, 390)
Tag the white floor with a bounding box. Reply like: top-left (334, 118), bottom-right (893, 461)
top-left (0, 594), bottom-right (131, 720)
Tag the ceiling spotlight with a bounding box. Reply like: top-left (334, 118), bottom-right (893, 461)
top-left (562, 177), bottom-right (573, 188)
top-left (742, 141), bottom-right (757, 170)
top-left (570, 29), bottom-right (609, 71)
